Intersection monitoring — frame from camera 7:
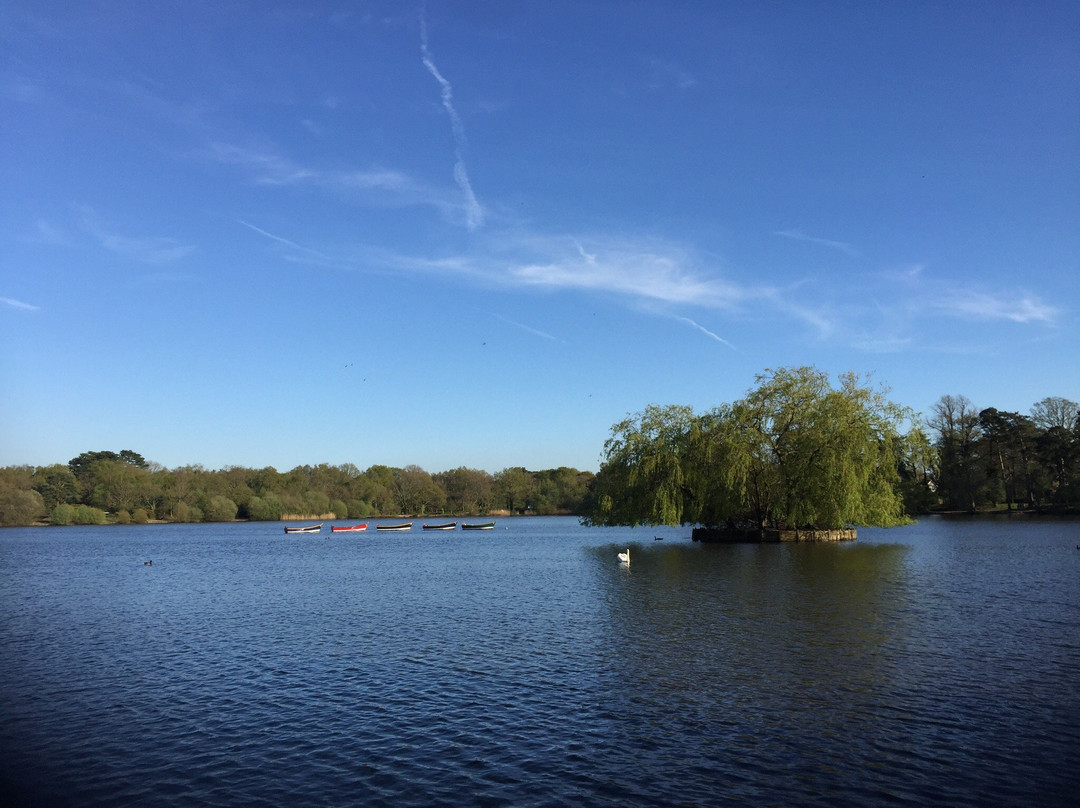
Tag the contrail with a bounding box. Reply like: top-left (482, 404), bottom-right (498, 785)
top-left (676, 316), bottom-right (736, 350)
top-left (491, 312), bottom-right (559, 341)
top-left (775, 229), bottom-right (858, 257)
top-left (1, 296), bottom-right (39, 311)
top-left (236, 219), bottom-right (333, 262)
top-left (420, 9), bottom-right (484, 230)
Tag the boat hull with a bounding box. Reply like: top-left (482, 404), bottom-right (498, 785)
top-left (330, 524), bottom-right (368, 532)
top-left (284, 523), bottom-right (323, 534)
top-left (423, 522), bottom-right (457, 530)
top-left (461, 522), bottom-right (495, 530)
top-left (376, 523), bottom-right (413, 532)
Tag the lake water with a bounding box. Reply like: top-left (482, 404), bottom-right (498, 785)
top-left (1, 516), bottom-right (1078, 806)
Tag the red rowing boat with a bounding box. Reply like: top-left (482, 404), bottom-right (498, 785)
top-left (330, 523), bottom-right (368, 532)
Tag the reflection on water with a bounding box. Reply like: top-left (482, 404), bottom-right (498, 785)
top-left (591, 541), bottom-right (919, 804)
top-left (1, 517), bottom-right (1078, 807)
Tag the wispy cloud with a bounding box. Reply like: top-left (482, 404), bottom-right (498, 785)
top-left (233, 208), bottom-right (1060, 355)
top-left (929, 290), bottom-right (1057, 324)
top-left (1, 296), bottom-right (39, 311)
top-left (768, 291), bottom-right (838, 338)
top-left (882, 263), bottom-right (1057, 325)
top-left (851, 335), bottom-right (915, 354)
top-left (75, 205), bottom-right (194, 263)
top-left (674, 316), bottom-right (735, 349)
top-left (206, 143), bottom-right (321, 186)
top-left (420, 9), bottom-right (484, 230)
top-left (507, 235), bottom-right (752, 308)
top-left (29, 219), bottom-right (70, 246)
top-left (775, 229), bottom-right (859, 257)
top-left (207, 142), bottom-right (474, 225)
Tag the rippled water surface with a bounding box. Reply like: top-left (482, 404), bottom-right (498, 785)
top-left (2, 516), bottom-right (1078, 806)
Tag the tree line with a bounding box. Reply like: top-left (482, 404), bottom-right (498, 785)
top-left (1, 368), bottom-right (1077, 528)
top-left (921, 393), bottom-right (1080, 513)
top-left (582, 368), bottom-right (1079, 529)
top-left (0, 452), bottom-right (595, 527)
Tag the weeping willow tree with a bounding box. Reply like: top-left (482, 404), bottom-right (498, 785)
top-left (585, 367), bottom-right (914, 530)
top-left (585, 404), bottom-right (698, 526)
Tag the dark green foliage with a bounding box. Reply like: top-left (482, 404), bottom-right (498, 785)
top-left (494, 467), bottom-right (537, 514)
top-left (435, 467), bottom-right (495, 514)
top-left (247, 493), bottom-right (285, 521)
top-left (68, 450), bottom-right (147, 496)
top-left (32, 466), bottom-right (80, 511)
top-left (0, 454), bottom-right (595, 525)
top-left (896, 427), bottom-right (937, 514)
top-left (927, 395), bottom-right (1080, 511)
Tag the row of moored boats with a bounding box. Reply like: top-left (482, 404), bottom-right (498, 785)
top-left (283, 521), bottom-right (495, 534)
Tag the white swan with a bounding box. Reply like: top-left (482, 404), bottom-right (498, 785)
top-left (617, 548), bottom-right (630, 565)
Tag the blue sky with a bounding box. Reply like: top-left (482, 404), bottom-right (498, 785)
top-left (2, 1), bottom-right (1077, 474)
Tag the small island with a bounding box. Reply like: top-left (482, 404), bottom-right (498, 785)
top-left (691, 526), bottom-right (857, 543)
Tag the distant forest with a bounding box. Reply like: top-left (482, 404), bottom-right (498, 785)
top-left (0, 391), bottom-right (1077, 527)
top-left (0, 454), bottom-right (595, 527)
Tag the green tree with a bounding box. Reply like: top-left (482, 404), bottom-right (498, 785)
top-left (346, 498), bottom-right (373, 518)
top-left (978, 408), bottom-right (1041, 510)
top-left (391, 465), bottom-right (445, 515)
top-left (928, 394), bottom-right (984, 511)
top-left (217, 467), bottom-right (256, 515)
top-left (533, 467), bottom-right (594, 514)
top-left (72, 504), bottom-right (107, 525)
top-left (360, 465), bottom-right (396, 514)
top-left (436, 467), bottom-right (495, 514)
top-left (89, 460), bottom-right (157, 514)
top-left (0, 480), bottom-right (46, 526)
top-left (68, 450), bottom-right (147, 499)
top-left (494, 467), bottom-right (538, 514)
top-left (586, 405), bottom-right (697, 526)
top-left (302, 489), bottom-right (331, 516)
top-left (157, 467), bottom-right (198, 518)
top-left (586, 367), bottom-right (912, 530)
top-left (32, 465), bottom-right (80, 511)
top-left (203, 496), bottom-right (239, 522)
top-left (247, 493), bottom-right (285, 521)
top-left (717, 368), bottom-right (909, 529)
top-left (896, 424), bottom-right (938, 514)
top-left (50, 503), bottom-right (76, 525)
top-left (172, 502), bottom-right (203, 523)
